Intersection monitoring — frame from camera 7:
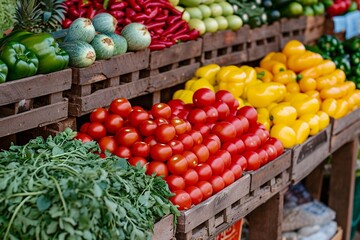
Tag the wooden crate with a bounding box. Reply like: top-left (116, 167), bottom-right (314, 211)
top-left (330, 108), bottom-right (360, 153)
top-left (201, 27), bottom-right (249, 66)
top-left (304, 15), bottom-right (326, 45)
top-left (0, 69), bottom-right (71, 138)
top-left (291, 126), bottom-right (331, 184)
top-left (324, 17), bottom-right (346, 41)
top-left (148, 40), bottom-right (202, 93)
top-left (67, 50), bottom-right (150, 117)
top-left (279, 16), bottom-right (307, 48)
top-left (152, 214), bottom-right (175, 240)
top-left (176, 174), bottom-right (251, 240)
top-left (247, 22), bottom-right (280, 61)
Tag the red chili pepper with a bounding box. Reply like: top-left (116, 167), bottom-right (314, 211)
top-left (94, 2), bottom-right (104, 9)
top-left (78, 0), bottom-right (91, 8)
top-left (109, 1), bottom-right (128, 10)
top-left (65, 1), bottom-right (74, 7)
top-left (128, 0), bottom-right (142, 12)
top-left (188, 29), bottom-right (200, 40)
top-left (155, 14), bottom-right (168, 22)
top-left (86, 8), bottom-right (97, 19)
top-left (146, 21), bottom-right (166, 30)
top-left (110, 10), bottom-right (125, 19)
top-left (172, 34), bottom-right (191, 42)
top-left (126, 8), bottom-right (136, 18)
top-left (144, 2), bottom-right (169, 9)
top-left (132, 13), bottom-right (150, 21)
top-left (148, 7), bottom-right (159, 19)
top-left (170, 26), bottom-right (188, 37)
top-left (162, 21), bottom-right (185, 36)
top-left (167, 16), bottom-right (181, 25)
top-left (79, 8), bottom-right (87, 17)
top-left (124, 18), bottom-right (132, 25)
top-left (149, 43), bottom-right (167, 51)
top-left (62, 18), bottom-right (73, 29)
top-left (68, 6), bottom-right (80, 19)
top-left (152, 40), bottom-right (174, 47)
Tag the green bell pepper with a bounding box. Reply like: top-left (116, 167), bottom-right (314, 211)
top-left (322, 0), bottom-right (333, 8)
top-left (0, 41), bottom-right (39, 81)
top-left (351, 52), bottom-right (360, 66)
top-left (351, 63), bottom-right (360, 77)
top-left (348, 1), bottom-right (358, 12)
top-left (316, 35), bottom-right (340, 52)
top-left (280, 2), bottom-right (303, 17)
top-left (18, 33), bottom-right (69, 74)
top-left (343, 38), bottom-right (360, 53)
top-left (248, 16), bottom-right (263, 28)
top-left (297, 0), bottom-right (318, 6)
top-left (0, 59), bottom-right (8, 83)
top-left (0, 30), bottom-right (32, 49)
top-left (312, 2), bottom-right (325, 15)
top-left (333, 55), bottom-right (351, 76)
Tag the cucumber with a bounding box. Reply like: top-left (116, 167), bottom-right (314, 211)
top-left (106, 33), bottom-right (128, 56)
top-left (90, 34), bottom-right (115, 60)
top-left (92, 13), bottom-right (117, 33)
top-left (64, 18), bottom-right (96, 43)
top-left (60, 41), bottom-right (96, 68)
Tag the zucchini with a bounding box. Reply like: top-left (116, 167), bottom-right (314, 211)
top-left (60, 40), bottom-right (96, 68)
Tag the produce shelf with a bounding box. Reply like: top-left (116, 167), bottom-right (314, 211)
top-left (279, 16), bottom-right (307, 48)
top-left (152, 214), bottom-right (175, 240)
top-left (304, 15), bottom-right (326, 44)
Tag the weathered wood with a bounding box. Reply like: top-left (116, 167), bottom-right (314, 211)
top-left (304, 160), bottom-right (325, 200)
top-left (332, 108), bottom-right (360, 136)
top-left (0, 69), bottom-right (72, 105)
top-left (291, 126), bottom-right (331, 184)
top-left (328, 138), bottom-right (358, 240)
top-left (202, 27), bottom-right (249, 51)
top-left (72, 50), bottom-right (150, 85)
top-left (152, 214), bottom-right (174, 240)
top-left (279, 16), bottom-right (307, 48)
top-left (249, 150), bottom-right (291, 191)
top-left (248, 190), bottom-right (284, 240)
top-left (150, 40), bottom-right (202, 69)
top-left (330, 117), bottom-right (360, 153)
top-left (0, 100), bottom-right (68, 137)
top-left (304, 15), bottom-right (325, 44)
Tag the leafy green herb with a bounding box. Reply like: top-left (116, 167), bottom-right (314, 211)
top-left (0, 128), bottom-right (179, 240)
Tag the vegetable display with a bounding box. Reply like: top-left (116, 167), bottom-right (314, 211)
top-left (0, 129), bottom-right (179, 239)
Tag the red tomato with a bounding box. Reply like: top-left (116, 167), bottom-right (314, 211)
top-left (243, 151), bottom-right (260, 171)
top-left (221, 142), bottom-right (238, 157)
top-left (185, 186), bottom-right (203, 205)
top-left (90, 108), bottom-right (109, 123)
top-left (169, 140), bottom-right (184, 155)
top-left (167, 154), bottom-right (189, 175)
top-left (229, 163), bottom-right (243, 180)
top-left (236, 115), bottom-right (250, 134)
top-left (192, 144), bottom-right (210, 163)
top-left (232, 98), bottom-right (240, 111)
top-left (226, 115), bottom-right (245, 137)
top-left (212, 122), bottom-right (236, 142)
top-left (131, 141), bottom-right (150, 158)
top-left (185, 120), bottom-right (192, 132)
top-left (221, 170), bottom-right (235, 186)
top-left (114, 146), bottom-right (132, 158)
top-left (207, 155), bottom-right (225, 176)
top-left (240, 133), bottom-right (261, 152)
top-left (144, 136), bottom-right (157, 147)
top-left (170, 190), bottom-right (192, 210)
top-left (138, 120), bottom-right (157, 137)
top-left (128, 109), bottom-right (150, 127)
top-left (266, 137), bottom-right (284, 156)
top-left (192, 124), bottom-right (211, 137)
top-left (204, 106), bottom-right (218, 123)
top-left (232, 138), bottom-right (245, 155)
top-left (187, 108), bottom-right (207, 125)
top-left (197, 181), bottom-right (213, 201)
top-left (104, 114), bottom-right (124, 134)
top-left (87, 122), bottom-right (107, 140)
top-left (115, 127), bottom-right (140, 147)
top-left (177, 109), bottom-right (189, 120)
top-left (202, 138), bottom-right (220, 155)
top-left (215, 90), bottom-right (236, 110)
top-left (182, 169), bottom-right (199, 187)
top-left (170, 118), bottom-right (187, 135)
top-left (99, 136), bottom-right (117, 153)
top-left (166, 175), bottom-right (186, 191)
top-left (151, 103), bottom-right (172, 119)
top-left (75, 132), bottom-right (93, 143)
top-left (255, 148), bottom-right (269, 166)
top-left (262, 144), bottom-right (278, 162)
top-left (131, 106), bottom-right (146, 112)
top-left (236, 106), bottom-right (258, 125)
top-left (128, 156), bottom-right (148, 168)
top-left (183, 151), bottom-right (198, 168)
top-left (146, 161), bottom-right (168, 177)
top-left (193, 88), bottom-right (216, 107)
top-left (178, 134), bottom-right (194, 150)
top-left (194, 163), bottom-right (213, 181)
top-left (209, 176), bottom-right (225, 194)
top-left (207, 134), bottom-right (221, 149)
top-left (213, 101), bottom-right (230, 121)
top-left (168, 99), bottom-right (185, 111)
top-left (248, 127), bottom-right (269, 145)
top-left (215, 150), bottom-right (232, 168)
top-left (184, 103), bottom-right (194, 111)
top-left (80, 122), bottom-right (90, 133)
top-left (150, 143), bottom-right (173, 162)
top-left (109, 98), bottom-right (132, 118)
top-left (232, 155), bottom-right (247, 171)
top-left (154, 124), bottom-right (176, 143)
top-left (154, 117), bottom-right (169, 126)
top-left (188, 130), bottom-right (203, 145)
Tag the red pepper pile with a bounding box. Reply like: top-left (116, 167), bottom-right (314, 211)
top-left (326, 0), bottom-right (351, 17)
top-left (63, 0), bottom-right (199, 51)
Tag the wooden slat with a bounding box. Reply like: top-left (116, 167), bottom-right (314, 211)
top-left (0, 69), bottom-right (72, 105)
top-left (332, 108), bottom-right (360, 136)
top-left (279, 16), bottom-right (307, 48)
top-left (150, 40), bottom-right (202, 69)
top-left (304, 15), bottom-right (325, 44)
top-left (152, 214), bottom-right (174, 240)
top-left (249, 150), bottom-right (291, 191)
top-left (331, 118), bottom-right (360, 153)
top-left (72, 50), bottom-right (150, 85)
top-left (304, 161), bottom-right (326, 200)
top-left (0, 100), bottom-right (68, 137)
top-left (202, 49), bottom-right (248, 66)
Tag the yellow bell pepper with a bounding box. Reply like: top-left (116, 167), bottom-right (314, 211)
top-left (299, 77), bottom-right (317, 92)
top-left (270, 123), bottom-right (297, 148)
top-left (257, 116), bottom-right (271, 131)
top-left (189, 78), bottom-right (215, 92)
top-left (273, 70), bottom-right (297, 84)
top-left (286, 82), bottom-right (300, 93)
top-left (291, 120), bottom-right (310, 145)
top-left (260, 59), bottom-right (280, 72)
top-left (242, 79), bottom-right (262, 99)
top-left (321, 98), bottom-right (337, 117)
top-left (185, 78), bottom-right (197, 90)
top-left (316, 111), bottom-right (330, 130)
top-left (219, 81), bottom-right (244, 97)
top-left (282, 40), bottom-right (306, 57)
top-left (257, 107), bottom-right (270, 119)
top-left (285, 92), bottom-right (309, 102)
top-left (320, 84), bottom-right (347, 100)
top-left (345, 92), bottom-right (360, 111)
top-left (305, 90), bottom-right (322, 103)
top-left (271, 52), bottom-right (287, 64)
top-left (342, 81), bottom-right (356, 96)
top-left (255, 67), bottom-right (273, 83)
top-left (299, 60), bottom-right (336, 79)
top-left (272, 62), bottom-right (287, 75)
top-left (173, 89), bottom-right (194, 104)
top-left (333, 99), bottom-right (349, 119)
top-left (291, 96), bottom-right (320, 117)
top-left (287, 51), bottom-right (323, 73)
top-left (246, 82), bottom-right (287, 108)
top-left (262, 52), bottom-right (276, 62)
top-left (316, 74), bottom-right (338, 91)
top-left (299, 113), bottom-right (320, 136)
top-left (270, 105), bottom-right (297, 125)
top-left (239, 65), bottom-right (257, 84)
top-left (216, 65), bottom-right (239, 84)
top-left (332, 69), bottom-right (346, 84)
top-left (195, 64), bottom-right (221, 85)
top-left (236, 97), bottom-right (245, 108)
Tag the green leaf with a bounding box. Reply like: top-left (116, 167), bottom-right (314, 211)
top-left (52, 146), bottom-right (64, 155)
top-left (104, 197), bottom-right (117, 214)
top-left (46, 221), bottom-right (58, 234)
top-left (93, 183), bottom-right (103, 197)
top-left (37, 195), bottom-right (52, 212)
top-left (113, 158), bottom-right (128, 170)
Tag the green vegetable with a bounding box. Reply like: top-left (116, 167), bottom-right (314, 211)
top-left (59, 40), bottom-right (96, 68)
top-left (248, 16), bottom-right (263, 28)
top-left (0, 59), bottom-right (8, 83)
top-left (0, 41), bottom-right (38, 80)
top-left (305, 44), bottom-right (331, 59)
top-left (262, 0), bottom-right (273, 8)
top-left (267, 9), bottom-right (281, 23)
top-left (272, 0), bottom-right (292, 7)
top-left (0, 30), bottom-right (32, 48)
top-left (297, 0), bottom-right (318, 6)
top-left (351, 63), bottom-right (360, 77)
top-left (317, 35), bottom-right (340, 53)
top-left (303, 5), bottom-right (315, 16)
top-left (312, 2), bottom-right (325, 15)
top-left (322, 0), bottom-right (333, 8)
top-left (333, 55), bottom-right (351, 76)
top-left (91, 13), bottom-right (117, 33)
top-left (90, 34), bottom-right (115, 60)
top-left (348, 1), bottom-right (358, 12)
top-left (0, 129), bottom-right (180, 240)
top-left (281, 2), bottom-right (303, 17)
top-left (19, 33), bottom-right (69, 74)
top-left (351, 52), bottom-right (360, 66)
top-left (106, 32), bottom-right (128, 56)
top-left (343, 37), bottom-right (360, 53)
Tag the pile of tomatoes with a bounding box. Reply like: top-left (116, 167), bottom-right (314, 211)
top-left (77, 88), bottom-right (284, 210)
